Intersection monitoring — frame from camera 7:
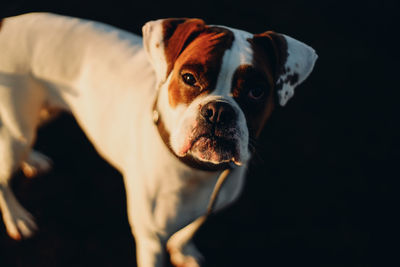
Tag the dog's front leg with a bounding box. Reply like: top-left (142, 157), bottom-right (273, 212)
top-left (134, 233), bottom-right (166, 267)
top-left (128, 198), bottom-right (203, 267)
top-left (123, 174), bottom-right (168, 267)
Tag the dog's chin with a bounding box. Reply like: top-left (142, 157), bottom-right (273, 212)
top-left (185, 136), bottom-right (242, 167)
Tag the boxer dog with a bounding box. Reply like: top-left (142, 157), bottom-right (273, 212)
top-left (0, 13), bottom-right (317, 266)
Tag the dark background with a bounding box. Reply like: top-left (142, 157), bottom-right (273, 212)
top-left (0, 0), bottom-right (397, 266)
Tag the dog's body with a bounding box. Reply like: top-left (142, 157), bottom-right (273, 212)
top-left (0, 13), bottom-right (317, 266)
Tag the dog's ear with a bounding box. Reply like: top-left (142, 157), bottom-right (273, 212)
top-left (250, 31), bottom-right (317, 106)
top-left (142, 18), bottom-right (206, 85)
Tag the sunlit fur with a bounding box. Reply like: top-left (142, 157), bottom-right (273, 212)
top-left (0, 13), bottom-right (317, 267)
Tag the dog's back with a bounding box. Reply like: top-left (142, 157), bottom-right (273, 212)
top-left (0, 13), bottom-right (156, 169)
top-left (0, 13), bottom-right (144, 92)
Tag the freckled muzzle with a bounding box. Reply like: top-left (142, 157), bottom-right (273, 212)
top-left (187, 100), bottom-right (242, 165)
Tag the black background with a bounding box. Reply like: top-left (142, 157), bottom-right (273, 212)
top-left (0, 1), bottom-right (397, 266)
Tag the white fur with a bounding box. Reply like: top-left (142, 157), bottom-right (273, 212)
top-left (277, 34), bottom-right (318, 106)
top-left (213, 27), bottom-right (254, 95)
top-left (0, 13), bottom-right (248, 266)
top-left (142, 19), bottom-right (169, 86)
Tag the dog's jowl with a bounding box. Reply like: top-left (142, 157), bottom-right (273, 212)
top-left (0, 13), bottom-right (317, 267)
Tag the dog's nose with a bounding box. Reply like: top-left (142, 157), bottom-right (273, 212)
top-left (201, 101), bottom-right (236, 125)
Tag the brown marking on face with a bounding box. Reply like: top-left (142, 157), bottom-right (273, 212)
top-left (247, 31), bottom-right (288, 93)
top-left (230, 31), bottom-right (289, 138)
top-left (166, 26), bottom-right (234, 107)
top-left (0, 19), bottom-right (3, 31)
top-left (232, 65), bottom-right (275, 138)
top-left (162, 18), bottom-right (206, 77)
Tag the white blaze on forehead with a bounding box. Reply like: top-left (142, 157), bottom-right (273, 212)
top-left (213, 27), bottom-right (253, 96)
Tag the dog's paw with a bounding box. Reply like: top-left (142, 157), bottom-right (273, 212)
top-left (168, 242), bottom-right (204, 267)
top-left (1, 192), bottom-right (38, 240)
top-left (21, 150), bottom-right (53, 178)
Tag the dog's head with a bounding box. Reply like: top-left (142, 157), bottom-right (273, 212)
top-left (143, 18), bottom-right (317, 169)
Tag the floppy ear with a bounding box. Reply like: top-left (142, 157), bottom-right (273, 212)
top-left (251, 31), bottom-right (318, 106)
top-left (142, 18), bottom-right (206, 85)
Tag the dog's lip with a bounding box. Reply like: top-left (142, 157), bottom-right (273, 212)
top-left (181, 134), bottom-right (243, 166)
top-left (179, 133), bottom-right (207, 155)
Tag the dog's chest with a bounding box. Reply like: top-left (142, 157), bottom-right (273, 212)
top-left (139, 153), bottom-right (247, 235)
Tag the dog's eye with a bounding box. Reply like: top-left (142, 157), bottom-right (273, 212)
top-left (248, 87), bottom-right (265, 100)
top-left (182, 73), bottom-right (197, 86)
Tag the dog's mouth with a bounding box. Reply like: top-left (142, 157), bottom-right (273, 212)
top-left (180, 132), bottom-right (242, 166)
top-left (191, 135), bottom-right (241, 165)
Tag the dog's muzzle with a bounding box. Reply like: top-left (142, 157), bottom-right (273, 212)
top-left (153, 98), bottom-right (244, 170)
top-left (186, 100), bottom-right (242, 165)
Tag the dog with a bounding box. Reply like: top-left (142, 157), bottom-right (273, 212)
top-left (0, 13), bottom-right (317, 266)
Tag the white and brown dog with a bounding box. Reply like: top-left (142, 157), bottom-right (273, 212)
top-left (0, 13), bottom-right (317, 266)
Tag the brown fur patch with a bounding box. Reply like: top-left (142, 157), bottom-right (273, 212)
top-left (248, 31), bottom-right (288, 93)
top-left (254, 31), bottom-right (288, 79)
top-left (0, 19), bottom-right (3, 31)
top-left (231, 31), bottom-right (288, 137)
top-left (166, 26), bottom-right (234, 107)
top-left (162, 19), bottom-right (206, 77)
top-left (231, 65), bottom-right (275, 138)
